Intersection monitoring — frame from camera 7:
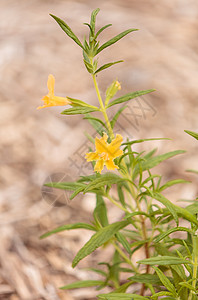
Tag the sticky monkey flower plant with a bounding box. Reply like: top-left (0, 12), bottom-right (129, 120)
top-left (39, 9), bottom-right (198, 300)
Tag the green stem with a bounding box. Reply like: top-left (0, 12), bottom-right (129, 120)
top-left (112, 241), bottom-right (138, 273)
top-left (189, 235), bottom-right (198, 300)
top-left (92, 74), bottom-right (114, 140)
top-left (105, 194), bottom-right (129, 213)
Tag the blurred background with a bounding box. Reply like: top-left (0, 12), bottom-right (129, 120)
top-left (0, 0), bottom-right (198, 299)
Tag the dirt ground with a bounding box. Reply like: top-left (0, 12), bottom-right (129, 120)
top-left (0, 0), bottom-right (198, 299)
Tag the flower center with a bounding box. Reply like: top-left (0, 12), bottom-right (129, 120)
top-left (100, 152), bottom-right (109, 161)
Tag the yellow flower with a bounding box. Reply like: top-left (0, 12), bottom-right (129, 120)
top-left (37, 74), bottom-right (70, 109)
top-left (86, 133), bottom-right (123, 173)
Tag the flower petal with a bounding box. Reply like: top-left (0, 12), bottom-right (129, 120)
top-left (94, 159), bottom-right (104, 173)
top-left (105, 159), bottom-right (119, 170)
top-left (108, 134), bottom-right (123, 158)
top-left (95, 133), bottom-right (108, 154)
top-left (86, 152), bottom-right (99, 162)
top-left (51, 96), bottom-right (70, 106)
top-left (47, 74), bottom-right (55, 97)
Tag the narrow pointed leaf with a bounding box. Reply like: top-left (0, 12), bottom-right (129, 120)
top-left (115, 232), bottom-right (131, 254)
top-left (138, 256), bottom-right (192, 266)
top-left (94, 60), bottom-right (123, 74)
top-left (153, 266), bottom-right (177, 296)
top-left (61, 106), bottom-right (99, 115)
top-left (123, 137), bottom-right (169, 146)
top-left (133, 150), bottom-right (186, 179)
top-left (72, 220), bottom-right (129, 267)
top-left (96, 29), bottom-right (138, 54)
top-left (68, 97), bottom-right (98, 109)
top-left (175, 204), bottom-right (198, 226)
top-left (154, 227), bottom-right (192, 243)
top-left (90, 8), bottom-right (100, 34)
top-left (44, 181), bottom-right (85, 191)
top-left (151, 291), bottom-right (174, 298)
top-left (158, 179), bottom-right (190, 192)
top-left (84, 59), bottom-right (94, 73)
top-left (128, 274), bottom-right (163, 285)
top-left (83, 116), bottom-right (107, 130)
top-left (50, 14), bottom-right (84, 49)
top-left (186, 169), bottom-right (198, 175)
top-left (110, 106), bottom-right (127, 129)
top-left (150, 192), bottom-right (178, 225)
top-left (107, 89), bottom-right (155, 108)
top-left (40, 223), bottom-right (96, 239)
top-left (95, 24), bottom-right (112, 38)
top-left (94, 195), bottom-right (109, 227)
top-left (61, 280), bottom-right (104, 290)
top-left (84, 173), bottom-right (124, 192)
top-left (184, 130), bottom-right (198, 140)
top-left (98, 293), bottom-right (148, 299)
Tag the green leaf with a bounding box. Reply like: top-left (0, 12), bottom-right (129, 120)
top-left (151, 291), bottom-right (175, 298)
top-left (44, 181), bottom-right (85, 191)
top-left (83, 173), bottom-right (124, 193)
top-left (60, 280), bottom-right (104, 290)
top-left (186, 169), bottom-right (198, 175)
top-left (138, 256), bottom-right (192, 266)
top-left (96, 28), bottom-right (138, 54)
top-left (90, 8), bottom-right (100, 34)
top-left (128, 274), bottom-right (163, 285)
top-left (94, 195), bottom-right (109, 227)
top-left (131, 239), bottom-right (150, 254)
top-left (125, 211), bottom-right (149, 219)
top-left (151, 192), bottom-right (179, 225)
top-left (123, 137), bottom-right (170, 147)
top-left (86, 267), bottom-right (107, 277)
top-left (85, 117), bottom-right (105, 136)
top-left (115, 232), bottom-right (131, 254)
top-left (50, 14), bottom-right (84, 49)
top-left (158, 179), bottom-right (190, 192)
top-left (186, 202), bottom-right (198, 214)
top-left (133, 150), bottom-right (186, 179)
top-left (70, 186), bottom-right (86, 200)
top-left (179, 281), bottom-right (196, 291)
top-left (184, 130), bottom-right (198, 140)
top-left (153, 266), bottom-right (177, 296)
top-left (143, 148), bottom-right (157, 160)
top-left (154, 227), bottom-right (192, 243)
top-left (84, 22), bottom-right (94, 35)
top-left (94, 60), bottom-right (123, 74)
top-left (68, 97), bottom-right (98, 109)
top-left (156, 298), bottom-right (176, 300)
top-left (113, 281), bottom-right (133, 293)
top-left (107, 89), bottom-right (155, 108)
top-left (83, 59), bottom-right (94, 73)
top-left (72, 220), bottom-right (129, 267)
top-left (117, 184), bottom-right (126, 208)
top-left (40, 223), bottom-right (96, 239)
top-left (98, 293), bottom-right (149, 299)
top-left (154, 244), bottom-right (187, 282)
top-left (83, 115), bottom-right (107, 131)
top-left (83, 39), bottom-right (90, 53)
top-left (175, 204), bottom-right (198, 226)
top-left (61, 106), bottom-right (99, 115)
top-left (95, 24), bottom-right (112, 38)
top-left (110, 106), bottom-right (127, 129)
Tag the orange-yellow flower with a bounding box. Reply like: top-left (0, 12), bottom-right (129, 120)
top-left (37, 74), bottom-right (70, 109)
top-left (86, 133), bottom-right (123, 173)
